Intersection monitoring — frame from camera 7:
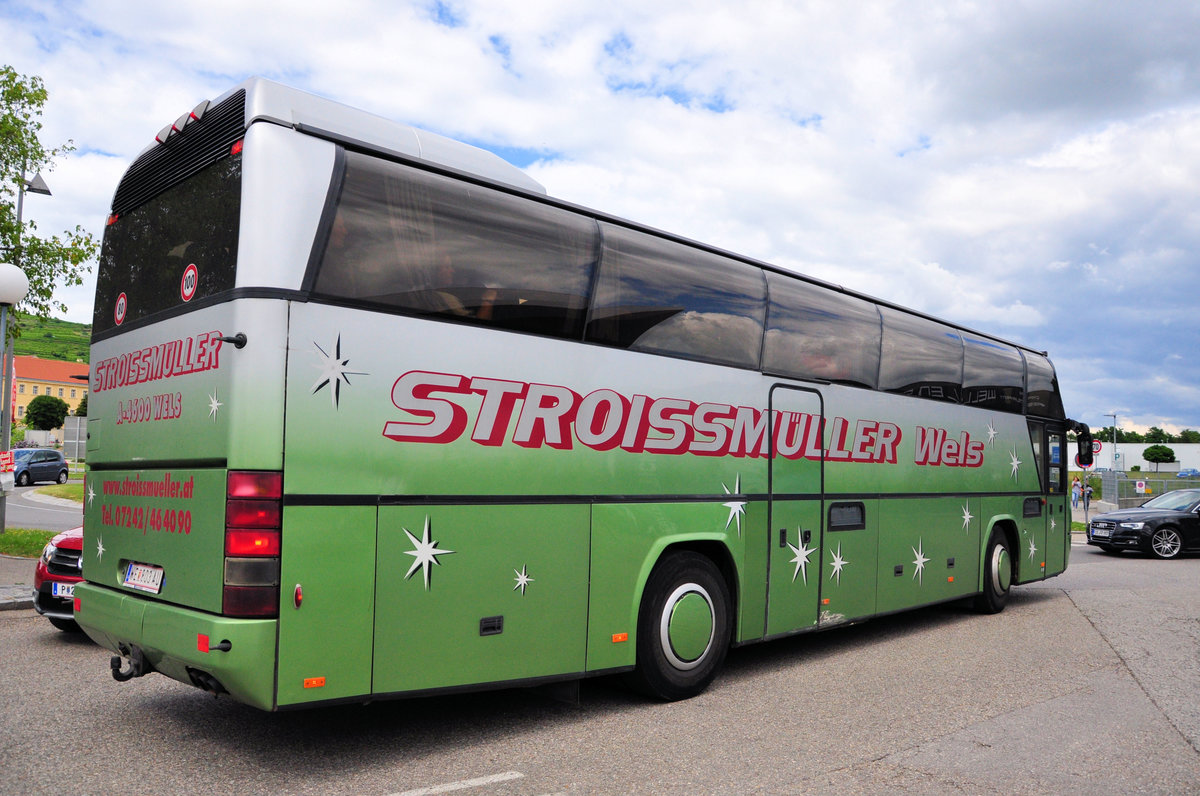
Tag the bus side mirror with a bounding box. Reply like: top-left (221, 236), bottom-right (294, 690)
top-left (1071, 421), bottom-right (1094, 467)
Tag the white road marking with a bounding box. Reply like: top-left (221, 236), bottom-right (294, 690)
top-left (390, 771), bottom-right (524, 796)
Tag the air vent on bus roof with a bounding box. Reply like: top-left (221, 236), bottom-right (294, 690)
top-left (110, 89), bottom-right (246, 217)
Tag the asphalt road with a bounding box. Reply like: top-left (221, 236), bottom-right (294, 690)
top-left (2, 483), bottom-right (84, 532)
top-left (1, 543), bottom-right (1197, 795)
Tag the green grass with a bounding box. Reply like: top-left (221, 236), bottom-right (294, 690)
top-left (11, 316), bottom-right (91, 363)
top-left (0, 528), bottom-right (56, 557)
top-left (37, 484), bottom-right (83, 503)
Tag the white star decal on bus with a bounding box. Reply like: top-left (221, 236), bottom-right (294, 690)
top-left (786, 533), bottom-right (816, 584)
top-left (961, 503), bottom-right (973, 532)
top-left (87, 483), bottom-right (95, 506)
top-left (207, 390), bottom-right (223, 419)
top-left (95, 534), bottom-right (105, 563)
top-left (513, 564), bottom-right (534, 595)
top-left (1027, 534), bottom-right (1038, 562)
top-left (1009, 450), bottom-right (1023, 479)
top-left (986, 419), bottom-right (998, 447)
top-left (912, 539), bottom-right (930, 584)
top-left (1050, 517), bottom-right (1057, 532)
top-left (828, 543), bottom-right (849, 585)
top-left (402, 516), bottom-right (454, 591)
top-left (311, 334), bottom-right (367, 410)
top-left (722, 475), bottom-right (747, 536)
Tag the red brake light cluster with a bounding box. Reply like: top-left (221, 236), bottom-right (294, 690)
top-left (222, 471), bottom-right (283, 618)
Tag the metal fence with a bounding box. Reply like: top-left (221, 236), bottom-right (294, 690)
top-left (1099, 471), bottom-right (1200, 508)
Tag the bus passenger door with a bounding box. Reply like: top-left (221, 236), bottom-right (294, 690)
top-left (1039, 423), bottom-right (1069, 577)
top-left (765, 385), bottom-right (823, 638)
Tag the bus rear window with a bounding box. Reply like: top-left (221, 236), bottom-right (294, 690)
top-left (94, 155), bottom-right (241, 334)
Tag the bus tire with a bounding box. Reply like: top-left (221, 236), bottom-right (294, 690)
top-left (974, 527), bottom-right (1012, 614)
top-left (632, 551), bottom-right (731, 701)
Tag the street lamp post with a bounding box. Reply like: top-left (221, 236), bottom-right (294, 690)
top-left (1105, 413), bottom-right (1118, 472)
top-left (0, 263), bottom-right (30, 531)
top-left (0, 164), bottom-right (48, 531)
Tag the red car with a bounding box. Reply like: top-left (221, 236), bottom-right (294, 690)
top-left (33, 526), bottom-right (84, 632)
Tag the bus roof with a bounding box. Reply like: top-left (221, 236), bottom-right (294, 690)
top-left (139, 77), bottom-right (547, 195)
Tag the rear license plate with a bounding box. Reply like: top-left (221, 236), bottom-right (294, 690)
top-left (51, 582), bottom-right (75, 598)
top-left (123, 562), bottom-right (164, 594)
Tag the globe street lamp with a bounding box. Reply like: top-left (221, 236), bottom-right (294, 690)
top-left (0, 262), bottom-right (30, 530)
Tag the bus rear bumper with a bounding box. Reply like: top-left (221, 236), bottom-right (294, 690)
top-left (74, 582), bottom-right (278, 710)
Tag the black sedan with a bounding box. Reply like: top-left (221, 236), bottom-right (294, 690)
top-left (1088, 489), bottom-right (1200, 559)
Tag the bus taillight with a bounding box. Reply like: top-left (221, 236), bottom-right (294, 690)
top-left (223, 471), bottom-right (283, 618)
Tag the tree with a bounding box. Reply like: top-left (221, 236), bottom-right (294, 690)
top-left (1145, 426), bottom-right (1170, 444)
top-left (1, 65), bottom-right (96, 323)
top-left (1142, 445), bottom-right (1177, 472)
top-left (1179, 429), bottom-right (1200, 444)
top-left (74, 392), bottom-right (86, 417)
top-left (24, 394), bottom-right (69, 430)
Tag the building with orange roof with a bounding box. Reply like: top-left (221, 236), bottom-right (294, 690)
top-left (13, 355), bottom-right (90, 423)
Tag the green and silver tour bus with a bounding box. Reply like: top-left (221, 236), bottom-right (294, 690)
top-left (77, 78), bottom-right (1093, 710)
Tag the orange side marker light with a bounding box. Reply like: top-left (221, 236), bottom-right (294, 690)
top-left (612, 632), bottom-right (628, 643)
top-left (304, 677), bottom-right (326, 689)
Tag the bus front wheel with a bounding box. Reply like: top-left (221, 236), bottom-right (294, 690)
top-left (974, 527), bottom-right (1012, 614)
top-left (632, 551), bottom-right (731, 701)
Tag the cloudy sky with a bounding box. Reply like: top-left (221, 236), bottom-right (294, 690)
top-left (3, 0), bottom-right (1200, 435)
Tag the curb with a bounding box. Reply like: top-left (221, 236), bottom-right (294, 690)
top-left (0, 589), bottom-right (34, 611)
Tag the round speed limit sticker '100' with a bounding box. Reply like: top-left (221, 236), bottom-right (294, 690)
top-left (180, 263), bottom-right (199, 302)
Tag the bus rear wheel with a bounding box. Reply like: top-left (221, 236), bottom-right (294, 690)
top-left (974, 527), bottom-right (1012, 614)
top-left (632, 551), bottom-right (731, 701)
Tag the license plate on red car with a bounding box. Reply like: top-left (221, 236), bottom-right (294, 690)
top-left (123, 562), bottom-right (164, 594)
top-left (51, 582), bottom-right (75, 598)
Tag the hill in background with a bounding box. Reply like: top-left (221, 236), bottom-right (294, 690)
top-left (13, 317), bottom-right (91, 363)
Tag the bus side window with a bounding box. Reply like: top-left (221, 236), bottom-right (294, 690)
top-left (962, 336), bottom-right (1024, 414)
top-left (314, 152), bottom-right (597, 341)
top-left (586, 223), bottom-right (766, 369)
top-left (878, 308), bottom-right (963, 404)
top-left (762, 273), bottom-right (881, 388)
top-left (1024, 352), bottom-right (1066, 420)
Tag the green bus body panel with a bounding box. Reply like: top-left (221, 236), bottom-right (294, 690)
top-left (373, 504), bottom-right (590, 694)
top-left (74, 582), bottom-right (277, 710)
top-left (766, 499), bottom-right (821, 637)
top-left (83, 468), bottom-right (228, 613)
top-left (1047, 495), bottom-right (1069, 576)
top-left (277, 506), bottom-right (376, 706)
top-left (820, 498), bottom-right (879, 625)
top-left (87, 301), bottom-right (288, 471)
top-left (587, 502), bottom-right (742, 671)
top-left (874, 497), bottom-right (980, 612)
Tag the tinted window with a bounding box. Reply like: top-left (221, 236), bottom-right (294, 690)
top-left (763, 274), bottom-right (881, 387)
top-left (315, 153), bottom-right (597, 339)
top-left (586, 223), bottom-right (766, 368)
top-left (878, 308), bottom-right (962, 403)
top-left (1025, 352), bottom-right (1065, 419)
top-left (962, 336), bottom-right (1025, 413)
top-left (94, 154), bottom-right (241, 334)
